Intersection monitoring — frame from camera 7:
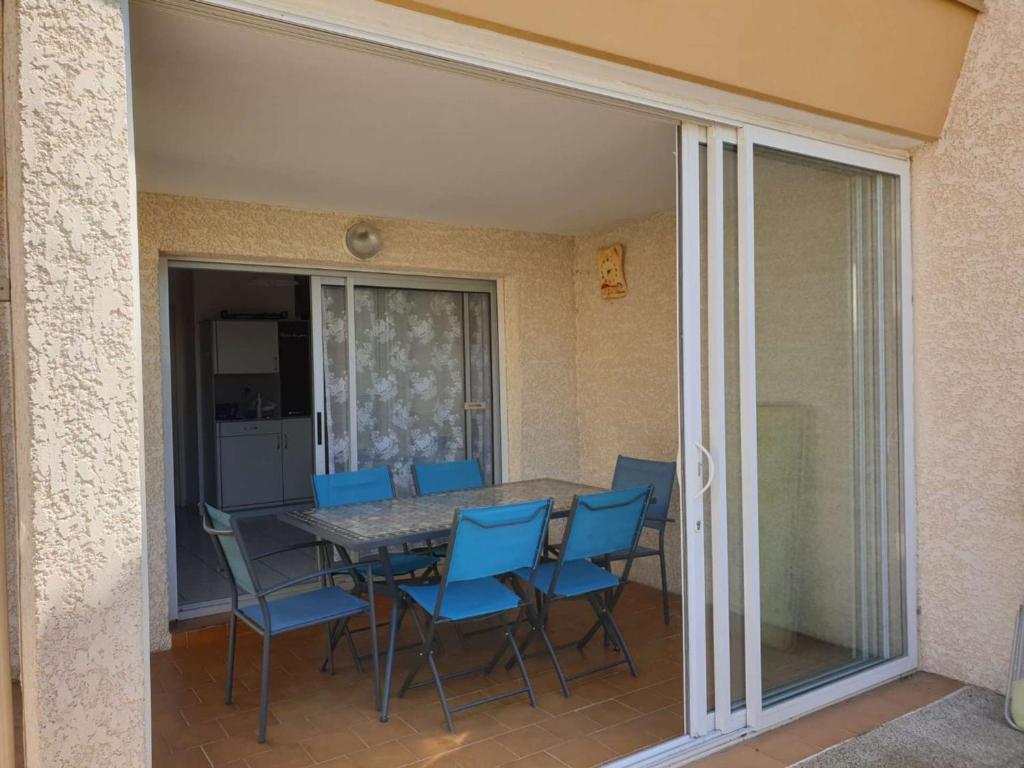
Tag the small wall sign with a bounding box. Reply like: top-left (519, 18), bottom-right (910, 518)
top-left (597, 243), bottom-right (627, 299)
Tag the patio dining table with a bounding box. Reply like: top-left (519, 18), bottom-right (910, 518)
top-left (282, 477), bottom-right (604, 722)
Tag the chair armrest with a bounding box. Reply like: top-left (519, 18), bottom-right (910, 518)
top-left (257, 563), bottom-right (371, 598)
top-left (251, 540), bottom-right (330, 561)
top-left (646, 514), bottom-right (676, 524)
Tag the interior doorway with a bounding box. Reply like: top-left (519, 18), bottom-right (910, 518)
top-left (168, 266), bottom-right (318, 613)
top-left (167, 266), bottom-right (502, 615)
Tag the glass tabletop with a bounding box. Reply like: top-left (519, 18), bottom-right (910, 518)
top-left (283, 477), bottom-right (603, 551)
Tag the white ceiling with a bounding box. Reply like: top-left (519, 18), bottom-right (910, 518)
top-left (129, 2), bottom-right (677, 235)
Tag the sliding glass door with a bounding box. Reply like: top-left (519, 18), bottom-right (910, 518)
top-left (681, 123), bottom-right (915, 737)
top-left (311, 276), bottom-right (500, 495)
top-left (752, 145), bottom-right (906, 705)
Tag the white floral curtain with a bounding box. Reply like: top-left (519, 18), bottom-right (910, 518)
top-left (319, 284), bottom-right (494, 496)
top-left (355, 287), bottom-right (466, 495)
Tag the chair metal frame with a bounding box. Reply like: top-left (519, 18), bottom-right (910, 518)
top-left (509, 485), bottom-right (653, 697)
top-left (394, 498), bottom-right (553, 732)
top-left (311, 466), bottom-right (440, 667)
top-left (593, 456), bottom-right (677, 625)
top-left (200, 503), bottom-right (380, 743)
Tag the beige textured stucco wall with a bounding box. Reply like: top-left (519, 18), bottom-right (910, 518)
top-left (138, 193), bottom-right (581, 646)
top-left (913, 0), bottom-right (1024, 692)
top-left (3, 0), bottom-right (150, 764)
top-left (571, 211), bottom-right (682, 595)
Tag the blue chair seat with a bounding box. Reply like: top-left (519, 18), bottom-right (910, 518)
top-left (514, 559), bottom-right (621, 598)
top-left (241, 586), bottom-right (369, 635)
top-left (400, 577), bottom-right (521, 621)
top-left (355, 552), bottom-right (439, 576)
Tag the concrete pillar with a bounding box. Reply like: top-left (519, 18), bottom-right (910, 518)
top-left (3, 0), bottom-right (149, 765)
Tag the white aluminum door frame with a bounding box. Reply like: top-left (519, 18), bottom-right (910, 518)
top-left (728, 125), bottom-right (917, 732)
top-left (736, 126), bottom-right (764, 729)
top-left (706, 126), bottom-right (735, 735)
top-left (682, 122), bottom-right (760, 739)
top-left (678, 122), bottom-right (710, 737)
top-left (679, 122), bottom-right (917, 742)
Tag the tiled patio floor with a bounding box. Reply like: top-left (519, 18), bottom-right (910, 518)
top-left (150, 583), bottom-right (962, 768)
top-left (153, 583), bottom-right (686, 768)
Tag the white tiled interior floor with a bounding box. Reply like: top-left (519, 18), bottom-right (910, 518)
top-left (175, 505), bottom-right (319, 607)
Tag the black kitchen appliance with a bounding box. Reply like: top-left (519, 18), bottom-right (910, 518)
top-left (278, 321), bottom-right (312, 417)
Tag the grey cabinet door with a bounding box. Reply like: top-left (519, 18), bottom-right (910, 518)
top-left (281, 418), bottom-right (313, 501)
top-left (214, 320), bottom-right (279, 374)
top-left (219, 433), bottom-right (283, 508)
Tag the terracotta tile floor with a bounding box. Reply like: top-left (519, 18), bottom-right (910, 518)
top-left (152, 584), bottom-right (962, 768)
top-left (153, 584), bottom-right (686, 768)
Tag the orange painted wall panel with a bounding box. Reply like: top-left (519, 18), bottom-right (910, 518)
top-left (382, 0), bottom-right (978, 140)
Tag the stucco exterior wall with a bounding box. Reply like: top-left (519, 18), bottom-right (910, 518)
top-left (138, 193), bottom-right (581, 646)
top-left (912, 0), bottom-right (1024, 692)
top-left (3, 0), bottom-right (149, 764)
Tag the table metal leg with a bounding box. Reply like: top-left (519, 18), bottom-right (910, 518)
top-left (378, 546), bottom-right (398, 723)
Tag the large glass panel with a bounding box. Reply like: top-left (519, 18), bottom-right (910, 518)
top-left (320, 284), bottom-right (350, 473)
top-left (752, 147), bottom-right (904, 703)
top-left (353, 287), bottom-right (467, 495)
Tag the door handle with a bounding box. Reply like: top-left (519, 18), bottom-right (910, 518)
top-left (283, 433), bottom-right (288, 449)
top-left (316, 413), bottom-right (323, 445)
top-left (693, 443), bottom-right (715, 498)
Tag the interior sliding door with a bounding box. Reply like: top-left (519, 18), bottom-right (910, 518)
top-left (311, 276), bottom-right (500, 495)
top-left (681, 122), bottom-right (915, 737)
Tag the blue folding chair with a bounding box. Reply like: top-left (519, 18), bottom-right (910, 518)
top-left (592, 456), bottom-right (677, 625)
top-left (410, 459), bottom-right (484, 559)
top-left (395, 498), bottom-right (553, 731)
top-left (200, 503), bottom-right (379, 743)
top-left (311, 467), bottom-right (440, 580)
top-left (412, 459), bottom-right (484, 495)
top-left (509, 485), bottom-right (652, 696)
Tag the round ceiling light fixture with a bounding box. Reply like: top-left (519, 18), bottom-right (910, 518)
top-left (344, 221), bottom-right (383, 260)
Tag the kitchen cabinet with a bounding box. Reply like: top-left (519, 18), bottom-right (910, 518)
top-left (214, 419), bottom-right (312, 509)
top-left (218, 426), bottom-right (283, 508)
top-left (213, 320), bottom-right (279, 374)
top-left (282, 418), bottom-right (313, 501)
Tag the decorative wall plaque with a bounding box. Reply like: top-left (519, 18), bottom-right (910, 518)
top-left (597, 243), bottom-right (627, 299)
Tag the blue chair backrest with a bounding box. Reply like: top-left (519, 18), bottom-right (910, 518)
top-left (445, 499), bottom-right (552, 583)
top-left (312, 467), bottom-right (395, 506)
top-left (612, 455), bottom-right (676, 530)
top-left (201, 504), bottom-right (258, 595)
top-left (561, 486), bottom-right (652, 562)
top-left (413, 459), bottom-right (484, 495)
